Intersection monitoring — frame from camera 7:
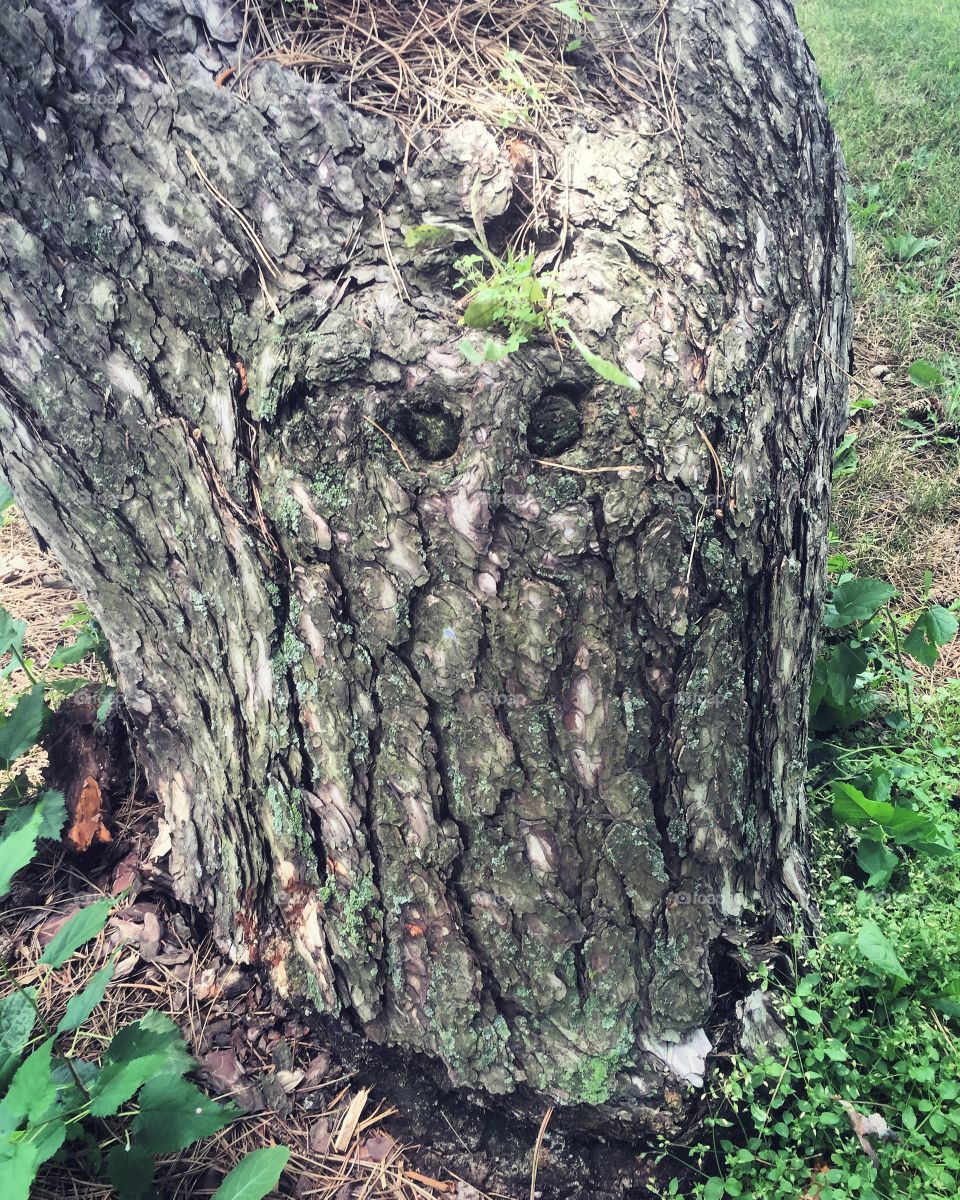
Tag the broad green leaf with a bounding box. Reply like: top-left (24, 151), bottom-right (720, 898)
top-left (48, 631), bottom-right (101, 669)
top-left (0, 684), bottom-right (48, 767)
top-left (57, 958), bottom-right (117, 1034)
top-left (462, 287), bottom-right (502, 329)
top-left (564, 329), bottom-right (640, 390)
top-left (0, 791), bottom-right (67, 899)
top-left (0, 1036), bottom-right (56, 1130)
top-left (0, 608), bottom-right (26, 661)
top-left (809, 656), bottom-right (828, 715)
top-left (1, 1117), bottom-right (67, 1200)
top-left (132, 1074), bottom-right (240, 1153)
top-left (823, 578), bottom-right (896, 627)
top-left (856, 920), bottom-right (909, 982)
top-left (89, 1012), bottom-right (193, 1117)
top-left (40, 897), bottom-right (115, 967)
top-left (856, 838), bottom-right (898, 888)
top-left (211, 1146), bottom-right (291, 1200)
top-left (904, 605), bottom-right (959, 667)
top-left (831, 781), bottom-right (937, 843)
top-left (0, 989), bottom-right (37, 1059)
top-left (908, 359), bottom-right (946, 388)
top-left (824, 642), bottom-right (868, 706)
top-left (0, 481), bottom-right (14, 516)
top-left (105, 1144), bottom-right (156, 1200)
top-left (701, 1180), bottom-right (725, 1200)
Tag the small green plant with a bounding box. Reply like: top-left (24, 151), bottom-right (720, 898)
top-left (883, 232), bottom-right (940, 262)
top-left (406, 225), bottom-right (639, 390)
top-left (0, 602), bottom-right (288, 1199)
top-left (810, 570), bottom-right (958, 731)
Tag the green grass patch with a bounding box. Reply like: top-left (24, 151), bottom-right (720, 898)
top-left (798, 0), bottom-right (960, 360)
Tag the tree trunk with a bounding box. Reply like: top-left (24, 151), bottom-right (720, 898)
top-left (0, 0), bottom-right (850, 1135)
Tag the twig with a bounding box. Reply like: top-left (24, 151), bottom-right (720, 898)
top-left (364, 415), bottom-right (413, 471)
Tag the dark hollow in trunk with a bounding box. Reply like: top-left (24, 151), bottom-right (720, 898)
top-left (0, 0), bottom-right (851, 1138)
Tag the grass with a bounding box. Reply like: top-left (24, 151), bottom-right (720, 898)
top-left (796, 0), bottom-right (960, 602)
top-left (665, 4), bottom-right (960, 1197)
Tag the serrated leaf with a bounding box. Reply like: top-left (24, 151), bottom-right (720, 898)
top-left (0, 989), bottom-right (37, 1060)
top-left (904, 605), bottom-right (959, 667)
top-left (0, 791), bottom-right (67, 899)
top-left (908, 359), bottom-right (946, 388)
top-left (0, 1036), bottom-right (56, 1130)
top-left (89, 1012), bottom-right (194, 1117)
top-left (857, 920), bottom-right (909, 982)
top-left (823, 578), bottom-right (896, 627)
top-left (564, 329), bottom-right (640, 389)
top-left (132, 1074), bottom-right (240, 1153)
top-left (105, 1143), bottom-right (156, 1200)
top-left (40, 897), bottom-right (115, 967)
top-left (0, 684), bottom-right (48, 767)
top-left (1, 1117), bottom-right (67, 1200)
top-left (57, 958), bottom-right (117, 1034)
top-left (0, 608), bottom-right (26, 662)
top-left (211, 1146), bottom-right (291, 1200)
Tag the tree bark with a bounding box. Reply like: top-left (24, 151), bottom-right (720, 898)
top-left (0, 0), bottom-right (851, 1134)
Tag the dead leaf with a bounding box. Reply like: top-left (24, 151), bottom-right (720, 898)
top-left (146, 819), bottom-right (172, 862)
top-left (274, 1068), bottom-right (305, 1094)
top-left (359, 1132), bottom-right (397, 1163)
top-left (66, 776), bottom-right (111, 851)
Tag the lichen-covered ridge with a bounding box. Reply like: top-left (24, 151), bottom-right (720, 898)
top-left (0, 0), bottom-right (851, 1131)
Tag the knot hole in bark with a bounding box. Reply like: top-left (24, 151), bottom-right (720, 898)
top-left (527, 387), bottom-right (584, 457)
top-left (393, 403), bottom-right (463, 460)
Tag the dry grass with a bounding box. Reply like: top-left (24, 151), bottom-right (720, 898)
top-left (231, 0), bottom-right (680, 162)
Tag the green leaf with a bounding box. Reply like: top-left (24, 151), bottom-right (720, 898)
top-left (404, 224), bottom-right (460, 251)
top-left (551, 0), bottom-right (595, 19)
top-left (89, 1012), bottom-right (194, 1117)
top-left (1, 1118), bottom-right (67, 1200)
top-left (40, 897), bottom-right (115, 967)
top-left (904, 605), bottom-right (959, 667)
top-left (211, 1146), bottom-right (291, 1200)
top-left (48, 631), bottom-right (101, 669)
top-left (856, 920), bottom-right (909, 982)
top-left (824, 642), bottom-right (868, 706)
top-left (0, 481), bottom-right (14, 517)
top-left (132, 1074), bottom-right (241, 1153)
top-left (0, 1036), bottom-right (56, 1130)
top-left (0, 608), bottom-right (26, 662)
top-left (908, 359), bottom-right (947, 388)
top-left (0, 684), bottom-right (48, 767)
top-left (702, 1180), bottom-right (725, 1200)
top-left (0, 989), bottom-right (37, 1059)
top-left (564, 329), bottom-right (640, 390)
top-left (823, 578), bottom-right (896, 627)
top-left (884, 233), bottom-right (939, 261)
top-left (831, 781), bottom-right (937, 843)
top-left (0, 791), bottom-right (67, 899)
top-left (856, 838), bottom-right (898, 888)
top-left (105, 1144), bottom-right (156, 1200)
top-left (57, 958), bottom-right (117, 1034)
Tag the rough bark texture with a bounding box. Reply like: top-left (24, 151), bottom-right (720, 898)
top-left (0, 0), bottom-right (851, 1134)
